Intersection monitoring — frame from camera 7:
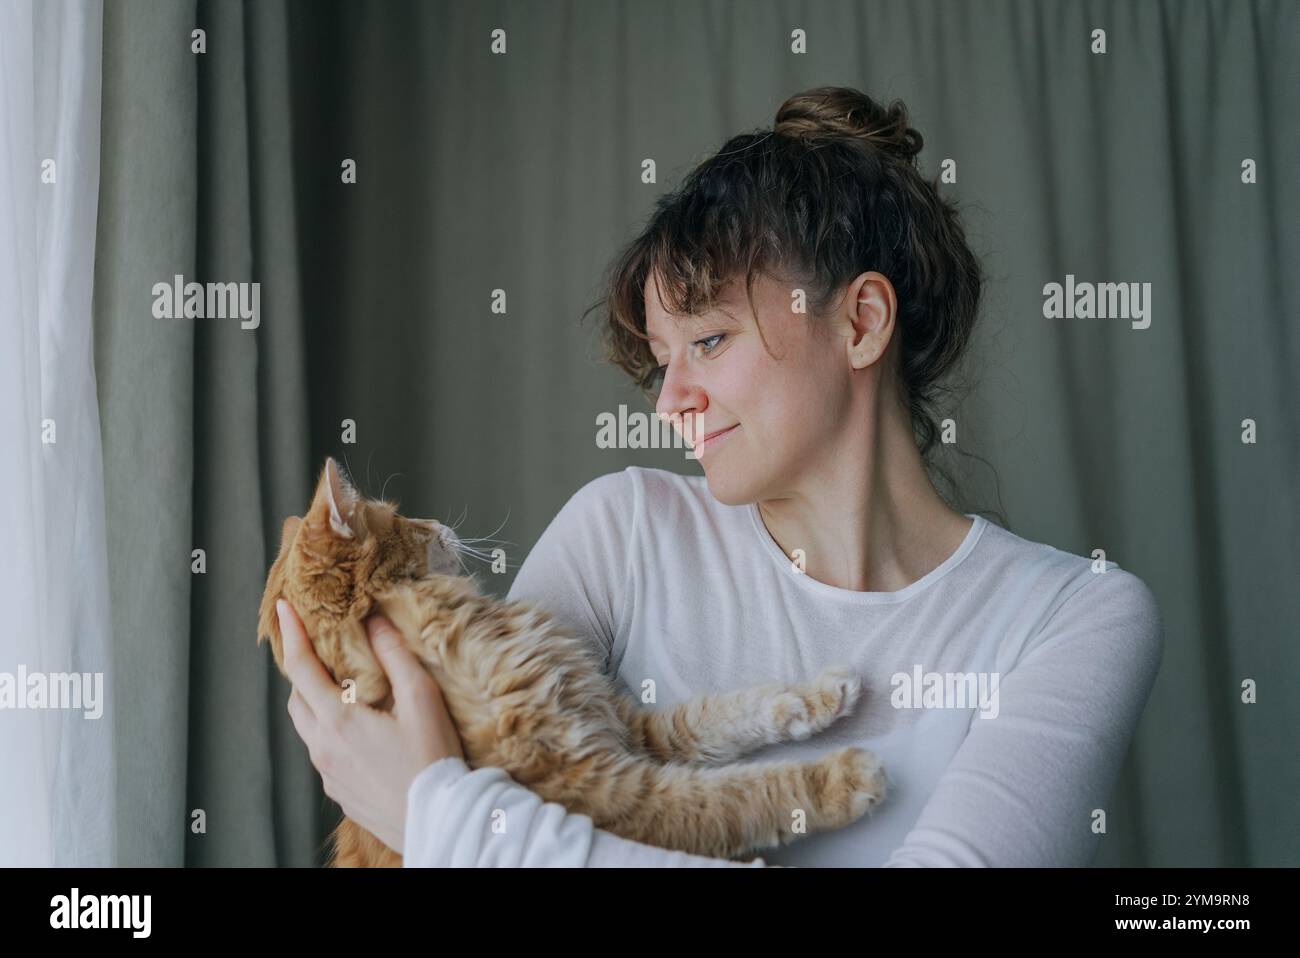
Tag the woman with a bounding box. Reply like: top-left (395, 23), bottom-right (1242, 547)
top-left (278, 86), bottom-right (1163, 867)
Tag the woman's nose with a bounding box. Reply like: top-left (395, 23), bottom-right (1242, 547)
top-left (655, 368), bottom-right (706, 423)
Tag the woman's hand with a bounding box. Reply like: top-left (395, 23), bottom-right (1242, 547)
top-left (277, 598), bottom-right (465, 853)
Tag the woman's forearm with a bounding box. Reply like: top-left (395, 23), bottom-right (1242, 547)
top-left (403, 758), bottom-right (767, 867)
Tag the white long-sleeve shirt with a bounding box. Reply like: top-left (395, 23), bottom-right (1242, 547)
top-left (403, 466), bottom-right (1163, 867)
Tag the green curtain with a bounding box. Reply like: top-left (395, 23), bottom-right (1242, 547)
top-left (94, 0), bottom-right (1300, 866)
top-left (95, 0), bottom-right (320, 866)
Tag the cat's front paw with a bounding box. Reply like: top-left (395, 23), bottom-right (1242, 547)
top-left (809, 667), bottom-right (863, 721)
top-left (771, 667), bottom-right (863, 741)
top-left (817, 747), bottom-right (889, 826)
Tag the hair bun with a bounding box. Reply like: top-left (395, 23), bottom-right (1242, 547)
top-left (774, 86), bottom-right (923, 164)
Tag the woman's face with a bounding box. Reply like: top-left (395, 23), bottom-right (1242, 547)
top-left (646, 271), bottom-right (863, 506)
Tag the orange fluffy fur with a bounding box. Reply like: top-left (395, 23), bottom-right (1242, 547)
top-left (257, 458), bottom-right (887, 866)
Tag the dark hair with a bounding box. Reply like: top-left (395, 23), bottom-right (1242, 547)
top-left (584, 85), bottom-right (1003, 522)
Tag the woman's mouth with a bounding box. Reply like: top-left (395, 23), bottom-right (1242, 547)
top-left (694, 424), bottom-right (739, 458)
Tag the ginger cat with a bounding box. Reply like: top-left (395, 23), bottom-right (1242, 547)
top-left (257, 457), bottom-right (887, 866)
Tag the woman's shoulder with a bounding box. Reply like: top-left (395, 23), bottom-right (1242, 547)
top-left (563, 463), bottom-right (694, 497)
top-left (976, 517), bottom-right (1155, 595)
top-left (551, 466), bottom-right (646, 525)
top-left (974, 519), bottom-right (1164, 667)
top-left (564, 466), bottom-right (717, 521)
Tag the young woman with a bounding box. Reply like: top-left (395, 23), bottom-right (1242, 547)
top-left (278, 86), bottom-right (1163, 867)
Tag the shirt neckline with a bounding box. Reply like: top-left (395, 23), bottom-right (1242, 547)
top-left (747, 503), bottom-right (987, 605)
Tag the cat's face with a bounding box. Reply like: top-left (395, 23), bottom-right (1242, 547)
top-left (256, 456), bottom-right (459, 670)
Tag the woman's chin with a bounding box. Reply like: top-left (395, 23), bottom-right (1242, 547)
top-left (701, 464), bottom-right (756, 507)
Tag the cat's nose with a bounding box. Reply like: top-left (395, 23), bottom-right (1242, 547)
top-left (421, 518), bottom-right (456, 546)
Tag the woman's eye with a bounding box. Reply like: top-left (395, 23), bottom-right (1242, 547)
top-left (645, 334), bottom-right (724, 392)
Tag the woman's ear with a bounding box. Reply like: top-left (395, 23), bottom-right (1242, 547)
top-left (844, 271), bottom-right (896, 371)
top-left (306, 456), bottom-right (359, 539)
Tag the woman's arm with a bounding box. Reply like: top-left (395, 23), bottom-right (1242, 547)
top-left (403, 757), bottom-right (768, 867)
top-left (880, 568), bottom-right (1164, 867)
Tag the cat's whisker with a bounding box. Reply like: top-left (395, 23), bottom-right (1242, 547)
top-left (380, 471), bottom-right (404, 502)
top-left (444, 539), bottom-right (518, 571)
top-left (444, 504), bottom-right (469, 535)
top-left (458, 539), bottom-right (516, 552)
top-left (452, 544), bottom-right (497, 562)
top-left (486, 510), bottom-right (512, 540)
top-left (464, 551), bottom-right (510, 566)
top-left (456, 530), bottom-right (515, 545)
top-left (454, 511), bottom-right (511, 545)
top-left (449, 529), bottom-right (517, 552)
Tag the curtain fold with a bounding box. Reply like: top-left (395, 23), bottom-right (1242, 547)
top-left (91, 0), bottom-right (1299, 866)
top-left (94, 0), bottom-right (321, 866)
top-left (0, 0), bottom-right (113, 867)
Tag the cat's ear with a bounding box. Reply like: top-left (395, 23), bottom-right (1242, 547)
top-left (257, 521), bottom-right (297, 656)
top-left (307, 456), bottom-right (359, 540)
top-left (278, 515), bottom-right (302, 555)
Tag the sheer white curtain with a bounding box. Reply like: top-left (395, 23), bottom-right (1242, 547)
top-left (0, 0), bottom-right (113, 866)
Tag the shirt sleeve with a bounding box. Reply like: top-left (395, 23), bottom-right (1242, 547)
top-left (880, 567), bottom-right (1165, 867)
top-left (403, 757), bottom-right (768, 867)
top-left (402, 468), bottom-right (767, 867)
top-left (502, 469), bottom-right (636, 674)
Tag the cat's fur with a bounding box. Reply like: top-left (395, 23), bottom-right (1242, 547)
top-left (257, 457), bottom-right (887, 867)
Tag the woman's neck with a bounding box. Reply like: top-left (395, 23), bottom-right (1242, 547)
top-left (755, 404), bottom-right (971, 593)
